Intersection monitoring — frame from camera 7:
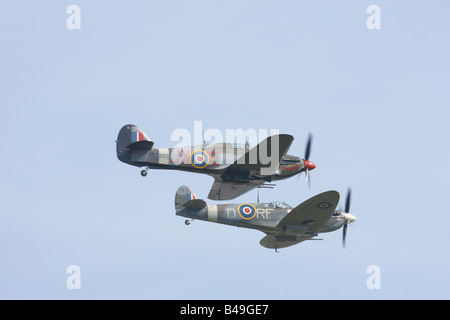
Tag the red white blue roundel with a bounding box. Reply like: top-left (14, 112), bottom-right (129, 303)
top-left (238, 203), bottom-right (257, 220)
top-left (190, 150), bottom-right (209, 169)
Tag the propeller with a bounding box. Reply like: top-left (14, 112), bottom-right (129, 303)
top-left (342, 188), bottom-right (356, 249)
top-left (345, 187), bottom-right (351, 213)
top-left (303, 133), bottom-right (316, 190)
top-left (304, 132), bottom-right (312, 161)
top-left (342, 224), bottom-right (348, 249)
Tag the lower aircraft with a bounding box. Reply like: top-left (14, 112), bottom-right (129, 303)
top-left (175, 186), bottom-right (356, 251)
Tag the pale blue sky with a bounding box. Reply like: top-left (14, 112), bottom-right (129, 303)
top-left (0, 1), bottom-right (449, 299)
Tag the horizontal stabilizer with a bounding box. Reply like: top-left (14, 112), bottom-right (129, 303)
top-left (126, 140), bottom-right (154, 150)
top-left (183, 199), bottom-right (207, 210)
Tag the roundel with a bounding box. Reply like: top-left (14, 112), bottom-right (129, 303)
top-left (238, 203), bottom-right (257, 220)
top-left (190, 150), bottom-right (210, 169)
top-left (316, 202), bottom-right (333, 209)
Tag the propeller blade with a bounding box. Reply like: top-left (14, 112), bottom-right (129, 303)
top-left (305, 169), bottom-right (311, 191)
top-left (304, 133), bottom-right (312, 161)
top-left (345, 188), bottom-right (352, 213)
top-left (343, 224), bottom-right (348, 249)
top-left (342, 187), bottom-right (355, 249)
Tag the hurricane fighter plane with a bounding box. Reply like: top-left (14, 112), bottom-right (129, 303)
top-left (175, 186), bottom-right (356, 251)
top-left (116, 124), bottom-right (316, 200)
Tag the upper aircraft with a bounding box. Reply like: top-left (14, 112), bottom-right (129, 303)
top-left (116, 124), bottom-right (316, 200)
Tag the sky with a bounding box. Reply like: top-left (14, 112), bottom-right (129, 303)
top-left (0, 1), bottom-right (449, 299)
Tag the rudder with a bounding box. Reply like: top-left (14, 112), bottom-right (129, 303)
top-left (116, 124), bottom-right (154, 164)
top-left (175, 185), bottom-right (198, 211)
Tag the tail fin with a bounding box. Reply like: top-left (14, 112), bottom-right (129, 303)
top-left (175, 185), bottom-right (206, 212)
top-left (116, 124), bottom-right (154, 163)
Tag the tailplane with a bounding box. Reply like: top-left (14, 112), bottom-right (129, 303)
top-left (175, 185), bottom-right (206, 212)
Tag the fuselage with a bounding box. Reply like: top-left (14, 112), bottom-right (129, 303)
top-left (176, 202), bottom-right (348, 234)
top-left (118, 143), bottom-right (308, 182)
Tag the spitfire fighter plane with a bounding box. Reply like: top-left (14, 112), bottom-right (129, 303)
top-left (175, 186), bottom-right (356, 251)
top-left (116, 124), bottom-right (316, 200)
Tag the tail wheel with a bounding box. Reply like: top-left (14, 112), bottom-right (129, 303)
top-left (140, 167), bottom-right (149, 177)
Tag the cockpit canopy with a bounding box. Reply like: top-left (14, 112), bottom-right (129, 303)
top-left (233, 142), bottom-right (252, 150)
top-left (281, 155), bottom-right (301, 165)
top-left (266, 201), bottom-right (292, 209)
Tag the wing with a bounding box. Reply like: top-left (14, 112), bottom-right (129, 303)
top-left (259, 190), bottom-right (340, 249)
top-left (227, 134), bottom-right (294, 176)
top-left (277, 190), bottom-right (340, 231)
top-left (207, 134), bottom-right (294, 200)
top-left (259, 234), bottom-right (314, 249)
top-left (207, 179), bottom-right (266, 200)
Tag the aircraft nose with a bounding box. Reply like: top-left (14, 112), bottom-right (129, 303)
top-left (304, 160), bottom-right (316, 171)
top-left (343, 213), bottom-right (357, 223)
